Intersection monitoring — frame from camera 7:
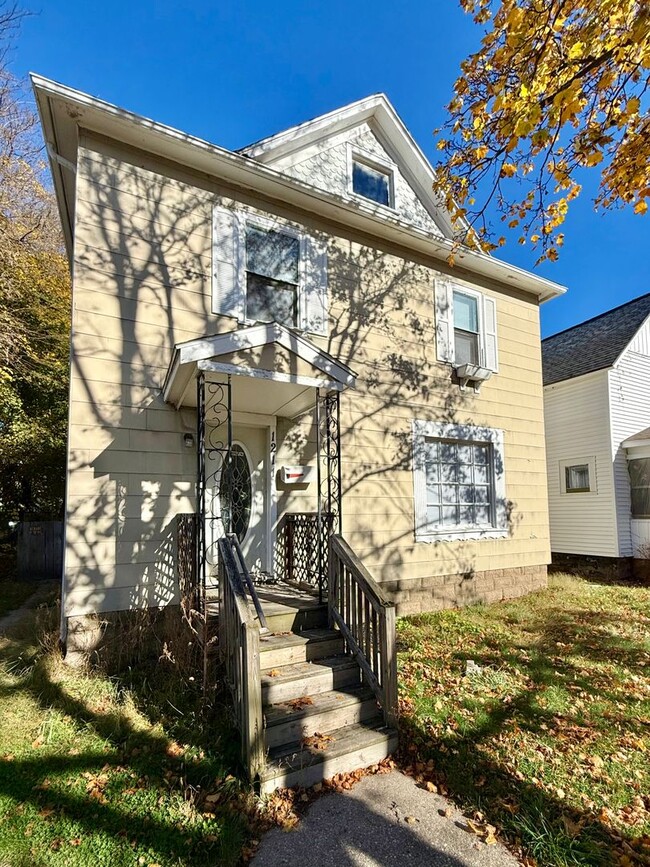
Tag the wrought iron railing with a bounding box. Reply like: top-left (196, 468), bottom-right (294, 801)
top-left (176, 513), bottom-right (199, 625)
top-left (328, 534), bottom-right (398, 728)
top-left (275, 511), bottom-right (334, 600)
top-left (218, 535), bottom-right (265, 781)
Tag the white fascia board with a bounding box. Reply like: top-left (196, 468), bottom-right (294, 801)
top-left (170, 322), bottom-right (356, 392)
top-left (543, 366), bottom-right (612, 390)
top-left (31, 75), bottom-right (567, 303)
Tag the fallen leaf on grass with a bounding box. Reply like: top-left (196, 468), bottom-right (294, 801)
top-left (561, 814), bottom-right (584, 838)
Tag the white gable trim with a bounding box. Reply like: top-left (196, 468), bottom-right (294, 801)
top-left (163, 322), bottom-right (356, 403)
top-left (242, 94), bottom-right (452, 238)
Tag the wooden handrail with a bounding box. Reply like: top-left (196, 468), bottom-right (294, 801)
top-left (218, 537), bottom-right (265, 781)
top-left (328, 534), bottom-right (398, 728)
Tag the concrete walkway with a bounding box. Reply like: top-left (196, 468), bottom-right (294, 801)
top-left (253, 771), bottom-right (520, 867)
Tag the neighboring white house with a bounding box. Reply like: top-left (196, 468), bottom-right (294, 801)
top-left (543, 293), bottom-right (650, 571)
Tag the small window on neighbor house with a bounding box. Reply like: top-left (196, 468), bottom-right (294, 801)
top-left (245, 224), bottom-right (300, 328)
top-left (565, 464), bottom-right (591, 493)
top-left (453, 290), bottom-right (480, 366)
top-left (629, 458), bottom-right (650, 517)
top-left (352, 158), bottom-right (392, 207)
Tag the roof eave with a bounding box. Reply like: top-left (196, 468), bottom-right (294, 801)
top-left (31, 74), bottom-right (566, 303)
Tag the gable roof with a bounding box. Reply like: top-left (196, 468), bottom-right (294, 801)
top-left (542, 293), bottom-right (650, 386)
top-left (240, 93), bottom-right (454, 238)
top-left (31, 74), bottom-right (567, 303)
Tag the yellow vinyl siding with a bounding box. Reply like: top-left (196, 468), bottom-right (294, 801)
top-left (63, 130), bottom-right (550, 616)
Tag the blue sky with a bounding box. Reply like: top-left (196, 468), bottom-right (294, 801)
top-left (13, 0), bottom-right (648, 336)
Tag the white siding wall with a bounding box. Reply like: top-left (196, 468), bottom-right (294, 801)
top-left (608, 317), bottom-right (650, 556)
top-left (544, 370), bottom-right (618, 555)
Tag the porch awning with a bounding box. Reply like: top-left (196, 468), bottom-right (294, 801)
top-left (162, 322), bottom-right (357, 417)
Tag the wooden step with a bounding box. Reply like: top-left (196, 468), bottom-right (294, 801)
top-left (259, 719), bottom-right (398, 795)
top-left (262, 602), bottom-right (327, 634)
top-left (261, 656), bottom-right (360, 704)
top-left (259, 629), bottom-right (345, 670)
top-left (264, 685), bottom-right (378, 749)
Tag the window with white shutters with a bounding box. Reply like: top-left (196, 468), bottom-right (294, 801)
top-left (212, 206), bottom-right (328, 336)
top-left (434, 279), bottom-right (499, 373)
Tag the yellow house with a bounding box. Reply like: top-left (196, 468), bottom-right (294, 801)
top-left (34, 75), bottom-right (565, 632)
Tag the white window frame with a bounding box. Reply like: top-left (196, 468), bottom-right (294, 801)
top-left (346, 143), bottom-right (397, 211)
top-left (412, 420), bottom-right (508, 542)
top-left (559, 456), bottom-right (597, 495)
top-left (241, 213), bottom-right (305, 330)
top-left (212, 203), bottom-right (329, 336)
top-left (434, 278), bottom-right (499, 373)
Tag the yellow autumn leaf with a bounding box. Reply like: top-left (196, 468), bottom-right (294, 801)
top-left (634, 200), bottom-right (648, 215)
top-left (568, 41), bottom-right (585, 60)
top-left (501, 163), bottom-right (517, 178)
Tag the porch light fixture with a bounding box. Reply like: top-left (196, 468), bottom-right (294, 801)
top-left (183, 433), bottom-right (195, 448)
top-left (455, 362), bottom-right (492, 393)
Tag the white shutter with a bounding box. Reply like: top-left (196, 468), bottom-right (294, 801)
top-left (212, 206), bottom-right (244, 319)
top-left (481, 294), bottom-right (498, 372)
top-left (434, 278), bottom-right (454, 363)
top-left (300, 235), bottom-right (328, 335)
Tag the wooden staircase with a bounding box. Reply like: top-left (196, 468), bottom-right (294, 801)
top-left (256, 593), bottom-right (398, 794)
top-left (217, 534), bottom-right (399, 796)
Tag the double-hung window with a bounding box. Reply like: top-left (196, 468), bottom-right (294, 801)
top-left (245, 224), bottom-right (300, 328)
top-left (413, 421), bottom-right (508, 541)
top-left (453, 290), bottom-right (480, 366)
top-left (435, 280), bottom-right (498, 372)
top-left (212, 205), bottom-right (328, 335)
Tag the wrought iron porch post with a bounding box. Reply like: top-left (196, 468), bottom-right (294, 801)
top-left (196, 371), bottom-right (206, 615)
top-left (196, 373), bottom-right (233, 617)
top-left (315, 388), bottom-right (323, 602)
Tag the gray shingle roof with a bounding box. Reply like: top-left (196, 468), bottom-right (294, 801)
top-left (542, 293), bottom-right (650, 386)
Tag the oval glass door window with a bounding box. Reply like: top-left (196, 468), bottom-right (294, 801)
top-left (220, 445), bottom-right (252, 542)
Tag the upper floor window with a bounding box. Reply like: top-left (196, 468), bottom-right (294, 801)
top-left (352, 158), bottom-right (392, 206)
top-left (212, 205), bottom-right (328, 335)
top-left (347, 144), bottom-right (395, 209)
top-left (435, 279), bottom-right (499, 374)
top-left (453, 290), bottom-right (480, 366)
top-left (245, 224), bottom-right (300, 328)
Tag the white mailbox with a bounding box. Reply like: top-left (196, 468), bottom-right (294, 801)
top-left (280, 465), bottom-right (316, 485)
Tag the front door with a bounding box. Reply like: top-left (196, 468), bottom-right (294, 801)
top-left (204, 421), bottom-right (271, 582)
top-left (227, 424), bottom-right (269, 575)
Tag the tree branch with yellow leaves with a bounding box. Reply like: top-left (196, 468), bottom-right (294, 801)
top-left (434, 0), bottom-right (650, 263)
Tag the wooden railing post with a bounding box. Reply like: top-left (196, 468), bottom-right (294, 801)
top-left (381, 603), bottom-right (398, 728)
top-left (327, 534), bottom-right (398, 731)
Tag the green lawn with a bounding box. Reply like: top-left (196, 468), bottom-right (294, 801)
top-left (397, 574), bottom-right (650, 867)
top-left (0, 603), bottom-right (258, 866)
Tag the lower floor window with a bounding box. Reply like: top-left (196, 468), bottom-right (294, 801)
top-left (629, 458), bottom-right (650, 518)
top-left (413, 421), bottom-right (507, 541)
